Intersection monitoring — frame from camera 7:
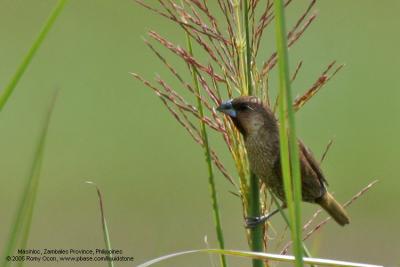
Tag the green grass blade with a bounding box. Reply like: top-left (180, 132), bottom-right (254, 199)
top-left (16, 152), bottom-right (45, 267)
top-left (86, 182), bottom-right (115, 267)
top-left (273, 0), bottom-right (304, 266)
top-left (0, 0), bottom-right (68, 111)
top-left (186, 35), bottom-right (227, 267)
top-left (137, 248), bottom-right (383, 267)
top-left (1, 93), bottom-right (58, 267)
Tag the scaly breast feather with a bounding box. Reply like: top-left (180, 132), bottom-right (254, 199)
top-left (245, 133), bottom-right (279, 186)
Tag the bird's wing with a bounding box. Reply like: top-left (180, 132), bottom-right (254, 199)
top-left (298, 140), bottom-right (328, 187)
top-left (273, 140), bottom-right (328, 202)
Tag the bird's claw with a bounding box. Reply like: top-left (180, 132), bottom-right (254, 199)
top-left (245, 216), bottom-right (263, 228)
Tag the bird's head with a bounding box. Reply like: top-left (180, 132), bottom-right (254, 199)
top-left (216, 96), bottom-right (276, 137)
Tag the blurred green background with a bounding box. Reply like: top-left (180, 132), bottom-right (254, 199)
top-left (0, 1), bottom-right (398, 266)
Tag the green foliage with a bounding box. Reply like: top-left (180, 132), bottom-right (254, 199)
top-left (0, 1), bottom-right (67, 265)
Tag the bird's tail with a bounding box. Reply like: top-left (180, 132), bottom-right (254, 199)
top-left (316, 192), bottom-right (350, 226)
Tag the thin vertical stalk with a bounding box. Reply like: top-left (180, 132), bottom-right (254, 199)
top-left (273, 0), bottom-right (304, 266)
top-left (16, 152), bottom-right (44, 267)
top-left (2, 93), bottom-right (58, 267)
top-left (233, 0), bottom-right (247, 94)
top-left (86, 182), bottom-right (115, 267)
top-left (243, 1), bottom-right (264, 267)
top-left (0, 0), bottom-right (68, 111)
top-left (243, 0), bottom-right (253, 95)
top-left (247, 173), bottom-right (264, 267)
top-left (186, 36), bottom-right (227, 267)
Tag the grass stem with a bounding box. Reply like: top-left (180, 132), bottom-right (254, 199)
top-left (243, 1), bottom-right (265, 266)
top-left (1, 93), bottom-right (58, 267)
top-left (247, 173), bottom-right (264, 267)
top-left (186, 35), bottom-right (227, 267)
top-left (273, 0), bottom-right (304, 266)
top-left (86, 182), bottom-right (115, 267)
top-left (242, 0), bottom-right (264, 267)
top-left (243, 0), bottom-right (253, 95)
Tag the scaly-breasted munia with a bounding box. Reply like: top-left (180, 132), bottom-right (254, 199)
top-left (217, 96), bottom-right (350, 226)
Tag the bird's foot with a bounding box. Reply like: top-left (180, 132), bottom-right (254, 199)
top-left (245, 217), bottom-right (262, 228)
top-left (245, 214), bottom-right (273, 228)
top-left (245, 209), bottom-right (280, 228)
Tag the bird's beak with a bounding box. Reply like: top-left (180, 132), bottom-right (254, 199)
top-left (216, 100), bottom-right (237, 118)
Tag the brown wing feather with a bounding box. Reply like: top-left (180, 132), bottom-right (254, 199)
top-left (273, 140), bottom-right (327, 202)
top-left (298, 141), bottom-right (328, 187)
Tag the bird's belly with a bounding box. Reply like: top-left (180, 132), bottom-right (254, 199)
top-left (249, 156), bottom-right (274, 183)
top-left (245, 135), bottom-right (287, 201)
top-left (252, 162), bottom-right (285, 199)
top-left (246, 146), bottom-right (283, 196)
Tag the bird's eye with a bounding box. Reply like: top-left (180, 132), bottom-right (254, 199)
top-left (237, 105), bottom-right (247, 111)
top-left (238, 104), bottom-right (253, 111)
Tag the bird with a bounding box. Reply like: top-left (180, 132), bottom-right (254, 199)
top-left (216, 96), bottom-right (350, 227)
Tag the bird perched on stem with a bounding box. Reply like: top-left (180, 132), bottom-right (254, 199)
top-left (217, 96), bottom-right (350, 227)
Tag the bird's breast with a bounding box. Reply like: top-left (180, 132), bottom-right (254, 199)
top-left (245, 134), bottom-right (279, 186)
